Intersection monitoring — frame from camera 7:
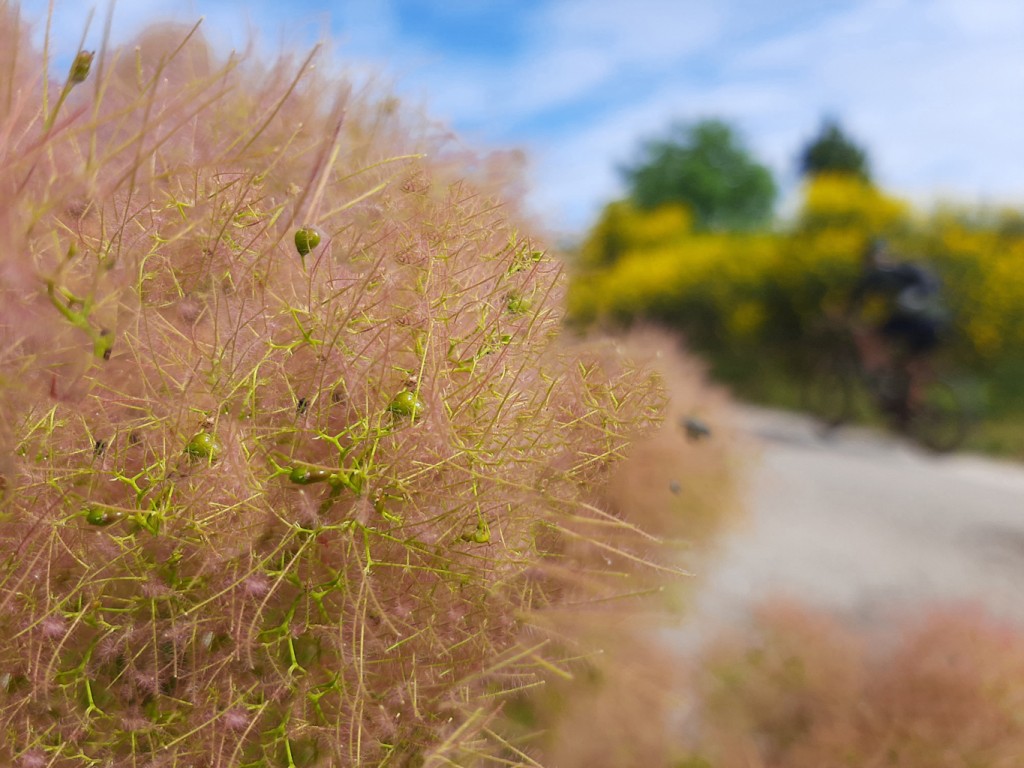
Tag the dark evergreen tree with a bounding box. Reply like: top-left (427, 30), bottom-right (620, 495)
top-left (799, 118), bottom-right (872, 182)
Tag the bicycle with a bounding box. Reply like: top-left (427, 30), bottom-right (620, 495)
top-left (801, 319), bottom-right (971, 453)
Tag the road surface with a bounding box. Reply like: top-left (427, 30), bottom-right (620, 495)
top-left (688, 406), bottom-right (1024, 632)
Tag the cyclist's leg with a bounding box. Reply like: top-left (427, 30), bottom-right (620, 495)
top-left (903, 320), bottom-right (940, 409)
top-left (884, 317), bottom-right (941, 428)
top-left (877, 316), bottom-right (922, 423)
top-left (854, 329), bottom-right (891, 376)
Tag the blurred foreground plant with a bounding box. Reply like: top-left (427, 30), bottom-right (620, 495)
top-left (681, 600), bottom-right (1024, 768)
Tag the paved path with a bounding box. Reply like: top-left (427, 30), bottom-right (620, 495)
top-left (689, 406), bottom-right (1024, 631)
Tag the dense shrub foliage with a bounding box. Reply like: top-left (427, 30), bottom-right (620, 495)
top-left (620, 119), bottom-right (777, 233)
top-left (680, 601), bottom-right (1024, 767)
top-left (0, 12), bottom-right (736, 766)
top-left (570, 174), bottom-right (1024, 431)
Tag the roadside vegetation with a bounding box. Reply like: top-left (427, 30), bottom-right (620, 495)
top-left (570, 120), bottom-right (1024, 457)
top-left (572, 113), bottom-right (1024, 768)
top-left (677, 599), bottom-right (1024, 767)
top-left (0, 9), bottom-right (739, 767)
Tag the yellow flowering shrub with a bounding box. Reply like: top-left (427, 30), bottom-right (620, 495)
top-left (570, 232), bottom-right (780, 348)
top-left (571, 175), bottom-right (1024, 382)
top-left (925, 219), bottom-right (1024, 361)
top-left (799, 173), bottom-right (909, 232)
top-left (577, 200), bottom-right (692, 270)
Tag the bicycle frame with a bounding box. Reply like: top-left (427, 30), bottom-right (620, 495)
top-left (803, 317), bottom-right (970, 451)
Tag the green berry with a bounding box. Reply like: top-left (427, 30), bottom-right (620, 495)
top-left (462, 518), bottom-right (490, 544)
top-left (69, 50), bottom-right (94, 85)
top-left (506, 293), bottom-right (532, 315)
top-left (294, 227), bottom-right (321, 257)
top-left (185, 431), bottom-right (222, 461)
top-left (83, 505), bottom-right (123, 527)
top-left (388, 390), bottom-right (425, 419)
top-left (94, 329), bottom-right (114, 361)
top-left (289, 466), bottom-right (332, 485)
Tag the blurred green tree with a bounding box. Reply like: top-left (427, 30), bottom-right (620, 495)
top-left (799, 117), bottom-right (872, 182)
top-left (620, 119), bottom-right (777, 232)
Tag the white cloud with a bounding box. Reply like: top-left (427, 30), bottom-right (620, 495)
top-left (530, 0), bottom-right (724, 67)
top-left (929, 0), bottom-right (1024, 38)
top-left (523, 0), bottom-right (1024, 231)
top-left (17, 0), bottom-right (1024, 233)
top-left (745, 0), bottom-right (1024, 200)
top-left (360, 0), bottom-right (726, 133)
top-left (497, 0), bottom-right (725, 123)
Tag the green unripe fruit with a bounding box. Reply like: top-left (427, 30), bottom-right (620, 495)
top-left (83, 505), bottom-right (123, 527)
top-left (462, 519), bottom-right (490, 544)
top-left (294, 227), bottom-right (321, 257)
top-left (388, 390), bottom-right (425, 420)
top-left (69, 50), bottom-right (94, 84)
top-left (506, 293), bottom-right (532, 315)
top-left (185, 431), bottom-right (222, 461)
top-left (289, 466), bottom-right (332, 485)
top-left (94, 329), bottom-right (114, 361)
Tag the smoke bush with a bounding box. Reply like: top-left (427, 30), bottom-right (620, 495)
top-left (0, 10), bottom-right (732, 767)
top-left (683, 600), bottom-right (1024, 768)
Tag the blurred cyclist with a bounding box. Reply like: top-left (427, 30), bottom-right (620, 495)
top-left (847, 238), bottom-right (949, 420)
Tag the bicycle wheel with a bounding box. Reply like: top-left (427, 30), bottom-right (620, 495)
top-left (907, 379), bottom-right (970, 453)
top-left (802, 357), bottom-right (855, 429)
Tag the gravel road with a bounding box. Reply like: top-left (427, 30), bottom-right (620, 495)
top-left (689, 406), bottom-right (1024, 631)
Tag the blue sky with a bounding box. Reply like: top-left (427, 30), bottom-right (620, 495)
top-left (20, 0), bottom-right (1024, 237)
